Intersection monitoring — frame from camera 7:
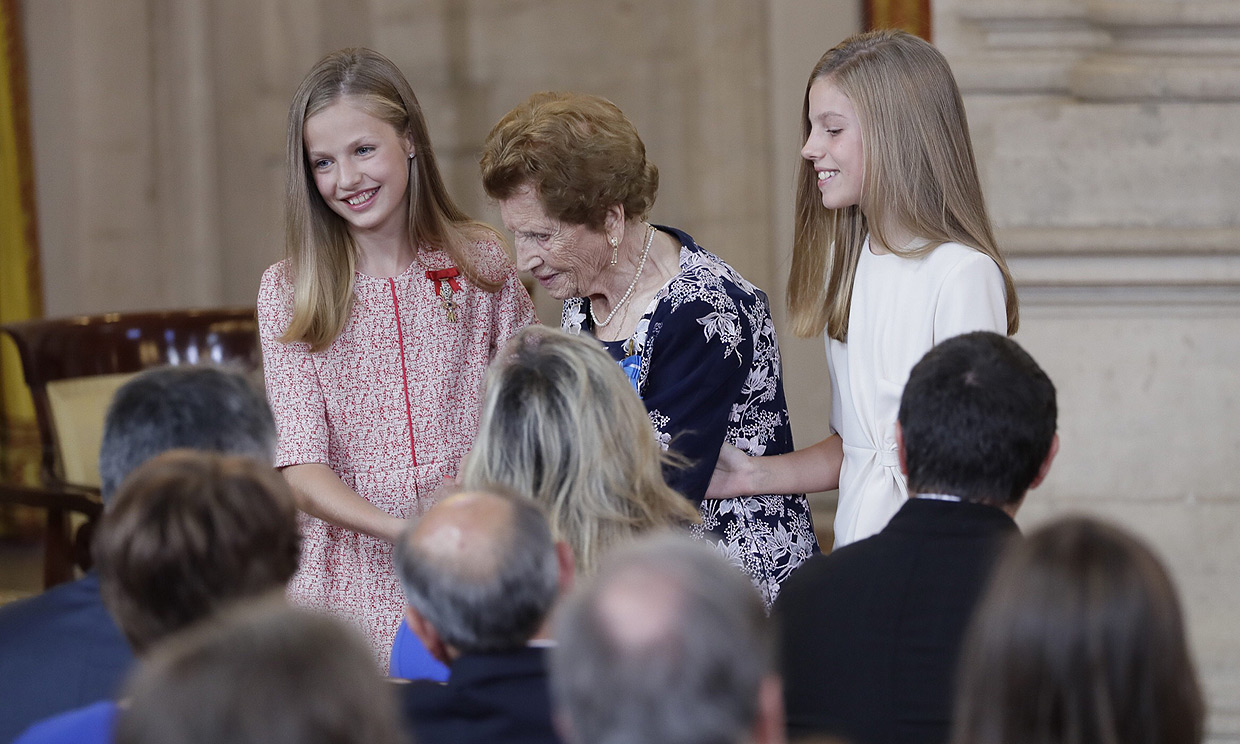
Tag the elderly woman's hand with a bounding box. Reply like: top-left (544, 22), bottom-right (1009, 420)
top-left (703, 443), bottom-right (756, 500)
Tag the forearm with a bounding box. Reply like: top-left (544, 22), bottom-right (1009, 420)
top-left (281, 463), bottom-right (406, 543)
top-left (745, 434), bottom-right (843, 495)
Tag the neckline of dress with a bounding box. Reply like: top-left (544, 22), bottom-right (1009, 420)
top-left (589, 238), bottom-right (687, 336)
top-left (864, 234), bottom-right (933, 257)
top-left (354, 245), bottom-right (453, 282)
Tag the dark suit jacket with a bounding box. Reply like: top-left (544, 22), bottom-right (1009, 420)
top-left (776, 498), bottom-right (1019, 744)
top-left (400, 645), bottom-right (561, 744)
top-left (0, 571), bottom-right (133, 744)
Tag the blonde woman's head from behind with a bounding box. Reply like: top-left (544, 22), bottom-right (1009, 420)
top-left (461, 326), bottom-right (697, 574)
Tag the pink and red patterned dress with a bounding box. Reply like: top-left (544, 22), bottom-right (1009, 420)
top-left (258, 236), bottom-right (536, 662)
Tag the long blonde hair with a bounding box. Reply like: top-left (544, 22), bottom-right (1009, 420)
top-left (788, 30), bottom-right (1018, 341)
top-left (282, 48), bottom-right (500, 351)
top-left (460, 326), bottom-right (698, 575)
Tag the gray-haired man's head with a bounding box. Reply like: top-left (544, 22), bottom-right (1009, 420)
top-left (98, 366), bottom-right (275, 502)
top-left (395, 486), bottom-right (564, 659)
top-left (551, 533), bottom-right (783, 744)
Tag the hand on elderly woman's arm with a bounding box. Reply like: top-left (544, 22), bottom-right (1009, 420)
top-left (704, 434), bottom-right (843, 500)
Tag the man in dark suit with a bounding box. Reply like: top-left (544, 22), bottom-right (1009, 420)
top-left (0, 366), bottom-right (276, 743)
top-left (394, 486), bottom-right (574, 744)
top-left (777, 331), bottom-right (1059, 744)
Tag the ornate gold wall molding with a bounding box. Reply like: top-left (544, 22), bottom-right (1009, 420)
top-left (0, 0), bottom-right (42, 318)
top-left (866, 0), bottom-right (932, 39)
top-left (1, 0), bottom-right (43, 480)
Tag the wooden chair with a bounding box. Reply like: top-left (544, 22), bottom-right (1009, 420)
top-left (0, 308), bottom-right (261, 588)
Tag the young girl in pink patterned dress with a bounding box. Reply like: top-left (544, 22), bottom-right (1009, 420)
top-left (258, 49), bottom-right (535, 662)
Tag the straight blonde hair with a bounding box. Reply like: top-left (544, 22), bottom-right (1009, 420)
top-left (460, 326), bottom-right (698, 575)
top-left (788, 30), bottom-right (1018, 341)
top-left (283, 48), bottom-right (500, 351)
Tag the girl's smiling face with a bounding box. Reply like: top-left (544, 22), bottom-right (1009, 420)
top-left (801, 78), bottom-right (865, 211)
top-left (303, 97), bottom-right (414, 240)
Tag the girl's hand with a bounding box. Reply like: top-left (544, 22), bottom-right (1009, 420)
top-left (704, 443), bottom-right (754, 500)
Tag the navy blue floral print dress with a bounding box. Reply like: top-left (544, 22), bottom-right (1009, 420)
top-left (564, 226), bottom-right (818, 606)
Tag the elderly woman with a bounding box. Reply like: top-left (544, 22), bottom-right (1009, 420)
top-left (480, 92), bottom-right (818, 604)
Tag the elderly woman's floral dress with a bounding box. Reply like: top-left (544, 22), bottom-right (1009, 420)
top-left (564, 225), bottom-right (818, 606)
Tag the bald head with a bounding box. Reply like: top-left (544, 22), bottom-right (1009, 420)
top-left (552, 533), bottom-right (773, 744)
top-left (410, 490), bottom-right (516, 581)
top-left (595, 567), bottom-right (683, 652)
top-left (395, 486), bottom-right (559, 655)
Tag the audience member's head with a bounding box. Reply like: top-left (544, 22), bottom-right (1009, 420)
top-left (952, 516), bottom-right (1205, 744)
top-left (460, 325), bottom-right (697, 574)
top-left (98, 365), bottom-right (276, 501)
top-left (95, 450), bottom-right (300, 653)
top-left (115, 598), bottom-right (408, 744)
top-left (897, 331), bottom-right (1057, 509)
top-left (394, 485), bottom-right (571, 662)
top-left (552, 533), bottom-right (783, 744)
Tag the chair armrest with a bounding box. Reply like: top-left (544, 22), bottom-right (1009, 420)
top-left (0, 481), bottom-right (103, 518)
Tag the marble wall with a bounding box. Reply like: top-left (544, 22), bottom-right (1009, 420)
top-left (936, 0), bottom-right (1240, 738)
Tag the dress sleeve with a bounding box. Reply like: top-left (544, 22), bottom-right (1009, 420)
top-left (642, 292), bottom-right (754, 504)
top-left (488, 260), bottom-right (538, 355)
top-left (468, 235), bottom-right (537, 356)
top-left (932, 252), bottom-right (1008, 342)
top-left (257, 264), bottom-right (330, 468)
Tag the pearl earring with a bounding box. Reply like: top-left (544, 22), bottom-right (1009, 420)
top-left (608, 236), bottom-right (619, 265)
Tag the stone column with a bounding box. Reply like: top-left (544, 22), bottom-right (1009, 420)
top-left (937, 1), bottom-right (1240, 738)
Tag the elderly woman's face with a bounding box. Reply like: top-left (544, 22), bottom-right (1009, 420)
top-left (499, 185), bottom-right (609, 300)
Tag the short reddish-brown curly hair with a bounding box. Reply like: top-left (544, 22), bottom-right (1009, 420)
top-left (480, 92), bottom-right (659, 230)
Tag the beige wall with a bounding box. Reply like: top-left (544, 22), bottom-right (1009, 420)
top-left (936, 0), bottom-right (1240, 739)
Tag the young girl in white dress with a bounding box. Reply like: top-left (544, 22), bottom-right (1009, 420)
top-left (709, 29), bottom-right (1019, 548)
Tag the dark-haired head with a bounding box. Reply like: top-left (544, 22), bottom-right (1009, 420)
top-left (95, 450), bottom-right (300, 652)
top-left (115, 599), bottom-right (408, 744)
top-left (897, 331), bottom-right (1056, 506)
top-left (952, 516), bottom-right (1205, 744)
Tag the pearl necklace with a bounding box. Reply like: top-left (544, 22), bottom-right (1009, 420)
top-left (590, 223), bottom-right (655, 328)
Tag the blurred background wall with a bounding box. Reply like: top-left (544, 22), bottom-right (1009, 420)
top-left (11, 0), bottom-right (1240, 738)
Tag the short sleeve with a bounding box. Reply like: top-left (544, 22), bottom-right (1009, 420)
top-left (257, 263), bottom-right (330, 468)
top-left (484, 243), bottom-right (538, 355)
top-left (642, 293), bottom-right (754, 504)
top-left (933, 252), bottom-right (1007, 342)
